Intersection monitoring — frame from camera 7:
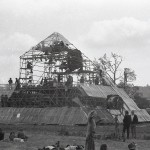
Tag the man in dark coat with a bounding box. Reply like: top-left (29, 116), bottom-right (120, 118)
top-left (123, 110), bottom-right (131, 141)
top-left (131, 110), bottom-right (138, 139)
top-left (8, 78), bottom-right (13, 90)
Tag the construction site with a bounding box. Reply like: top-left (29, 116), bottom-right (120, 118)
top-left (0, 32), bottom-right (150, 125)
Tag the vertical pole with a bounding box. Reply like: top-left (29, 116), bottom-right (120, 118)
top-left (25, 59), bottom-right (27, 84)
top-left (124, 68), bottom-right (127, 90)
top-left (31, 48), bottom-right (34, 84)
top-left (19, 57), bottom-right (21, 85)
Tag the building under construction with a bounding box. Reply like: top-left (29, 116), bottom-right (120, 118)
top-left (0, 32), bottom-right (150, 125)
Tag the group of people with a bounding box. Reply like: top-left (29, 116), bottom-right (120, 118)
top-left (8, 78), bottom-right (20, 90)
top-left (123, 110), bottom-right (138, 141)
top-left (9, 129), bottom-right (28, 142)
top-left (40, 75), bottom-right (74, 88)
top-left (114, 110), bottom-right (138, 141)
top-left (85, 110), bottom-right (138, 150)
top-left (0, 128), bottom-right (28, 142)
top-left (79, 75), bottom-right (109, 86)
top-left (40, 77), bottom-right (60, 87)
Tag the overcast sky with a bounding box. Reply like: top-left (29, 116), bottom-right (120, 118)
top-left (0, 0), bottom-right (150, 86)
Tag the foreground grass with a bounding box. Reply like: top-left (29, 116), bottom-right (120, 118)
top-left (0, 124), bottom-right (150, 150)
top-left (1, 132), bottom-right (150, 150)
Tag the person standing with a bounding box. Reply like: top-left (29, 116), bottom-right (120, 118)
top-left (122, 110), bottom-right (131, 141)
top-left (131, 110), bottom-right (138, 139)
top-left (8, 78), bottom-right (13, 90)
top-left (114, 115), bottom-right (120, 139)
top-left (15, 78), bottom-right (20, 90)
top-left (85, 110), bottom-right (97, 150)
top-left (44, 77), bottom-right (47, 86)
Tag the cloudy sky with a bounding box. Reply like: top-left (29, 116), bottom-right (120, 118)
top-left (0, 0), bottom-right (150, 86)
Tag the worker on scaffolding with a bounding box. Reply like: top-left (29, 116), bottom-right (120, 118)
top-left (58, 75), bottom-right (63, 83)
top-left (8, 78), bottom-right (13, 90)
top-left (94, 75), bottom-right (99, 85)
top-left (28, 79), bottom-right (32, 86)
top-left (80, 75), bottom-right (85, 84)
top-left (40, 78), bottom-right (43, 85)
top-left (28, 76), bottom-right (32, 86)
top-left (99, 69), bottom-right (103, 78)
top-left (53, 77), bottom-right (58, 87)
top-left (27, 61), bottom-right (33, 73)
top-left (65, 75), bottom-right (73, 87)
top-left (98, 69), bottom-right (108, 86)
top-left (44, 77), bottom-right (47, 86)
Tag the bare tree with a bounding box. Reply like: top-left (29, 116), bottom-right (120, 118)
top-left (98, 52), bottom-right (123, 84)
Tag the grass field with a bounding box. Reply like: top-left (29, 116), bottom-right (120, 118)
top-left (0, 124), bottom-right (150, 150)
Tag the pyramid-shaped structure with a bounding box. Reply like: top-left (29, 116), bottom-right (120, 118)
top-left (34, 32), bottom-right (76, 52)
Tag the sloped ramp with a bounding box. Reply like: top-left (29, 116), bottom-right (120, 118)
top-left (78, 84), bottom-right (139, 110)
top-left (78, 84), bottom-right (150, 122)
top-left (0, 107), bottom-right (114, 125)
top-left (0, 107), bottom-right (148, 124)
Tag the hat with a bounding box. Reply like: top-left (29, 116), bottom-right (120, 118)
top-left (128, 142), bottom-right (136, 150)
